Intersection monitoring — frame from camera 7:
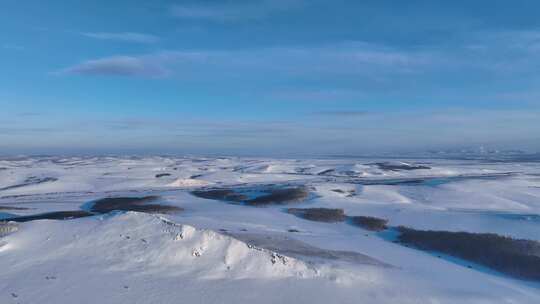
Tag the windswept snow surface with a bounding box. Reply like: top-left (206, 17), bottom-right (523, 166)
top-left (1, 156), bottom-right (540, 303)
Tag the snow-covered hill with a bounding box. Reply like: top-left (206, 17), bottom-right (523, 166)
top-left (1, 156), bottom-right (539, 303)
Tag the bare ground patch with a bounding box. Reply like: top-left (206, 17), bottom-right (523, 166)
top-left (2, 211), bottom-right (93, 222)
top-left (89, 196), bottom-right (183, 214)
top-left (0, 177), bottom-right (58, 191)
top-left (0, 222), bottom-right (18, 236)
top-left (191, 189), bottom-right (247, 202)
top-left (0, 206), bottom-right (30, 211)
top-left (369, 162), bottom-right (431, 171)
top-left (350, 216), bottom-right (389, 232)
top-left (287, 208), bottom-right (347, 223)
top-left (245, 187), bottom-right (309, 206)
top-left (192, 186), bottom-right (310, 206)
top-left (155, 173), bottom-right (172, 178)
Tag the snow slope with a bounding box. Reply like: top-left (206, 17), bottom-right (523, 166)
top-left (2, 212), bottom-right (538, 303)
top-left (1, 156), bottom-right (539, 303)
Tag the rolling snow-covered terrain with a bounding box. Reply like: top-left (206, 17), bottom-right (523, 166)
top-left (1, 156), bottom-right (540, 303)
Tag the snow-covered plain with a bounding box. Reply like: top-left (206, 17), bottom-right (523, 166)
top-left (1, 156), bottom-right (540, 303)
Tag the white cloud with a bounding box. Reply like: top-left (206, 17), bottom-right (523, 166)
top-left (57, 42), bottom-right (428, 79)
top-left (170, 0), bottom-right (302, 22)
top-left (82, 32), bottom-right (159, 43)
top-left (59, 56), bottom-right (169, 78)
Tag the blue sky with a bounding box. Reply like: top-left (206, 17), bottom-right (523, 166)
top-left (1, 0), bottom-right (540, 155)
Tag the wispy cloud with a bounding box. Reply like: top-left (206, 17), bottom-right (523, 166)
top-left (439, 29), bottom-right (540, 75)
top-left (4, 108), bottom-right (540, 153)
top-left (170, 0), bottom-right (302, 22)
top-left (17, 112), bottom-right (42, 117)
top-left (272, 88), bottom-right (366, 102)
top-left (2, 44), bottom-right (25, 51)
top-left (81, 32), bottom-right (159, 44)
top-left (57, 42), bottom-right (428, 79)
top-left (480, 30), bottom-right (540, 52)
top-left (91, 109), bottom-right (540, 152)
top-left (311, 110), bottom-right (368, 117)
top-left (58, 56), bottom-right (170, 78)
top-left (0, 127), bottom-right (57, 134)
